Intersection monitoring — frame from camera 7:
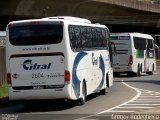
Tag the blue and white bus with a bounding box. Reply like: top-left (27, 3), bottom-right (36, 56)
top-left (6, 16), bottom-right (113, 105)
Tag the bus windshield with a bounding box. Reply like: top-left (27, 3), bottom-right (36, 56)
top-left (9, 24), bottom-right (63, 46)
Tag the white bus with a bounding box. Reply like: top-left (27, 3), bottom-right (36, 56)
top-left (110, 33), bottom-right (156, 77)
top-left (6, 16), bottom-right (113, 105)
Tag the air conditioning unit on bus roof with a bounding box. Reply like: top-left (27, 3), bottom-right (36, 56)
top-left (43, 16), bottom-right (91, 24)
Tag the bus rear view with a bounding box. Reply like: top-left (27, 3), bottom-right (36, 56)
top-left (110, 33), bottom-right (132, 75)
top-left (111, 33), bottom-right (156, 77)
top-left (6, 17), bottom-right (113, 106)
top-left (6, 20), bottom-right (68, 101)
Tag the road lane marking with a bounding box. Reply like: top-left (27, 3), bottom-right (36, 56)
top-left (140, 94), bottom-right (160, 96)
top-left (133, 101), bottom-right (160, 102)
top-left (76, 80), bottom-right (142, 120)
top-left (105, 111), bottom-right (135, 113)
top-left (101, 81), bottom-right (160, 114)
top-left (142, 91), bottom-right (153, 93)
top-left (136, 99), bottom-right (160, 100)
top-left (76, 80), bottom-right (160, 120)
top-left (139, 88), bottom-right (160, 93)
top-left (126, 104), bottom-right (160, 105)
top-left (97, 80), bottom-right (141, 114)
top-left (119, 106), bottom-right (153, 108)
top-left (139, 96), bottom-right (160, 98)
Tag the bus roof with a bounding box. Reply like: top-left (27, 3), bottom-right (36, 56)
top-left (8, 16), bottom-right (107, 28)
top-left (111, 32), bottom-right (153, 39)
top-left (43, 16), bottom-right (91, 24)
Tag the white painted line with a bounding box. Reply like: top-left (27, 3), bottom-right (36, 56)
top-left (132, 101), bottom-right (160, 102)
top-left (76, 81), bottom-right (139, 120)
top-left (141, 94), bottom-right (160, 95)
top-left (96, 115), bottom-right (112, 117)
top-left (76, 81), bottom-right (160, 120)
top-left (106, 111), bottom-right (135, 113)
top-left (136, 99), bottom-right (160, 100)
top-left (119, 106), bottom-right (153, 108)
top-left (97, 81), bottom-right (141, 114)
top-left (125, 104), bottom-right (160, 105)
top-left (141, 91), bottom-right (152, 93)
top-left (135, 99), bottom-right (160, 101)
top-left (140, 96), bottom-right (160, 98)
top-left (139, 89), bottom-right (160, 94)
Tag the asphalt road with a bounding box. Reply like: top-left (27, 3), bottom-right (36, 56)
top-left (0, 71), bottom-right (160, 120)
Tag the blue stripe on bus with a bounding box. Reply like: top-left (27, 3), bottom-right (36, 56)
top-left (72, 51), bottom-right (88, 98)
top-left (97, 54), bottom-right (105, 89)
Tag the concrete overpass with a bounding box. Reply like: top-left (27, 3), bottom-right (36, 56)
top-left (0, 0), bottom-right (160, 34)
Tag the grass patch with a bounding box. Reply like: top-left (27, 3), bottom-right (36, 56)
top-left (0, 84), bottom-right (8, 99)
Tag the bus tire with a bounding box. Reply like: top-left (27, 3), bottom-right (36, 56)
top-left (100, 88), bottom-right (106, 95)
top-left (147, 64), bottom-right (154, 75)
top-left (106, 74), bottom-right (109, 87)
top-left (135, 65), bottom-right (140, 77)
top-left (77, 81), bottom-right (86, 106)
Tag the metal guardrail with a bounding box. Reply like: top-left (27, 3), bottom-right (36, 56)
top-left (0, 45), bottom-right (6, 86)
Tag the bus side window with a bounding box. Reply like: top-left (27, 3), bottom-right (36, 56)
top-left (86, 27), bottom-right (92, 48)
top-left (97, 28), bottom-right (102, 47)
top-left (92, 28), bottom-right (97, 47)
top-left (80, 27), bottom-right (88, 48)
top-left (69, 26), bottom-right (76, 49)
top-left (74, 27), bottom-right (81, 49)
top-left (100, 29), bottom-right (107, 47)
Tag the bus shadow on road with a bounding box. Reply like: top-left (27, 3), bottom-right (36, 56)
top-left (20, 100), bottom-right (76, 113)
top-left (0, 93), bottom-right (106, 114)
top-left (0, 100), bottom-right (79, 114)
top-left (17, 93), bottom-right (101, 113)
